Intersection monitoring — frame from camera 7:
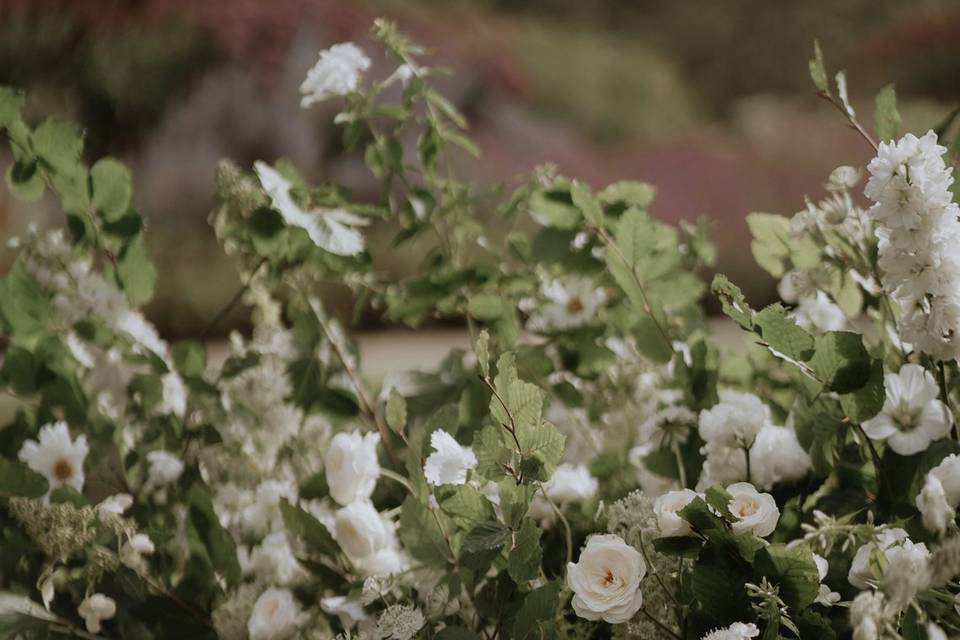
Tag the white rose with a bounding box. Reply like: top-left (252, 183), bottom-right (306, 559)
top-left (726, 483), bottom-right (779, 537)
top-left (544, 463), bottom-right (598, 503)
top-left (654, 489), bottom-right (701, 537)
top-left (325, 431), bottom-right (380, 506)
top-left (333, 502), bottom-right (400, 576)
top-left (423, 429), bottom-right (477, 486)
top-left (566, 534), bottom-right (646, 624)
top-left (247, 588), bottom-right (303, 640)
top-left (917, 474), bottom-right (955, 535)
top-left (748, 424), bottom-right (811, 490)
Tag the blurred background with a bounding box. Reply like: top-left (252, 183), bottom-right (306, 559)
top-left (2, 0), bottom-right (960, 352)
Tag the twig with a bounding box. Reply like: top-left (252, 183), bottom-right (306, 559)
top-left (201, 257), bottom-right (268, 341)
top-left (816, 91), bottom-right (879, 152)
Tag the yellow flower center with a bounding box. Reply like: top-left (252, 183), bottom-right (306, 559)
top-left (566, 296), bottom-right (584, 314)
top-left (53, 457), bottom-right (74, 482)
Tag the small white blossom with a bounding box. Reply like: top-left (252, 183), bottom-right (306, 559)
top-left (701, 622), bottom-right (760, 640)
top-left (78, 594), bottom-right (116, 634)
top-left (813, 554), bottom-right (840, 607)
top-left (862, 364), bottom-right (952, 455)
top-left (18, 422), bottom-right (88, 494)
top-left (917, 453), bottom-right (960, 534)
top-left (543, 463), bottom-right (598, 503)
top-left (653, 489), bottom-right (701, 537)
top-left (299, 43), bottom-right (370, 108)
top-left (96, 493), bottom-right (133, 518)
top-left (848, 528), bottom-right (908, 589)
top-left (423, 430), bottom-right (477, 486)
top-left (145, 450), bottom-right (185, 493)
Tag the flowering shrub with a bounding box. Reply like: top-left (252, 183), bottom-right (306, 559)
top-left (2, 20), bottom-right (960, 640)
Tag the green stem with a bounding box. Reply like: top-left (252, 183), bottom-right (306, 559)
top-left (672, 442), bottom-right (688, 489)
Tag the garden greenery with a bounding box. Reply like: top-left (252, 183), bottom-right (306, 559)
top-left (2, 19), bottom-right (960, 640)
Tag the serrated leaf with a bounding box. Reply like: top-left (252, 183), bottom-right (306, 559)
top-left (438, 484), bottom-right (494, 528)
top-left (31, 118), bottom-right (83, 175)
top-left (5, 160), bottom-right (44, 202)
top-left (90, 157), bottom-right (132, 222)
top-left (516, 420), bottom-right (565, 481)
top-left (809, 331), bottom-right (871, 393)
top-left (475, 329), bottom-right (490, 378)
top-left (512, 580), bottom-right (561, 640)
top-left (598, 180), bottom-right (656, 209)
top-left (839, 358), bottom-right (885, 422)
top-left (399, 497), bottom-right (450, 567)
top-left (508, 518), bottom-right (543, 583)
top-left (462, 520), bottom-right (511, 554)
top-left (874, 83), bottom-right (901, 143)
top-left (754, 304), bottom-right (815, 361)
top-left (754, 543), bottom-right (820, 610)
top-left (386, 388), bottom-right (407, 434)
top-left (711, 274), bottom-right (754, 329)
top-left (279, 499), bottom-right (340, 556)
top-left (570, 181), bottom-right (602, 226)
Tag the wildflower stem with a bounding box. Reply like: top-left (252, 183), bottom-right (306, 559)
top-left (672, 442), bottom-right (688, 489)
top-left (816, 91), bottom-right (879, 152)
top-left (743, 445), bottom-right (752, 485)
top-left (201, 257), bottom-right (268, 341)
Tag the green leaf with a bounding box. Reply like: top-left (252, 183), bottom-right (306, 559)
top-left (491, 352), bottom-right (543, 435)
top-left (438, 484), bottom-right (494, 529)
top-left (516, 420), bottom-right (565, 481)
top-left (754, 543), bottom-right (820, 610)
top-left (90, 158), bottom-right (132, 222)
top-left (435, 628), bottom-right (482, 640)
top-left (839, 358), bottom-right (885, 422)
top-left (529, 186), bottom-right (580, 229)
top-left (809, 40), bottom-right (830, 95)
top-left (0, 263), bottom-right (50, 337)
top-left (5, 160), bottom-right (44, 202)
top-left (754, 304), bottom-right (815, 361)
top-left (0, 459), bottom-right (50, 498)
top-left (0, 86), bottom-right (25, 129)
top-left (116, 233), bottom-right (157, 306)
top-left (172, 341), bottom-right (207, 378)
top-left (279, 499), bottom-right (340, 556)
top-left (31, 118), bottom-right (84, 175)
top-left (711, 274), bottom-right (754, 329)
top-left (570, 181), bottom-right (603, 226)
top-left (652, 536), bottom-right (702, 558)
top-left (467, 293), bottom-right (506, 321)
top-left (475, 329), bottom-right (490, 379)
top-left (633, 314), bottom-right (674, 364)
top-left (188, 485), bottom-right (241, 587)
top-left (874, 84), bottom-right (901, 143)
top-left (399, 497), bottom-right (450, 567)
top-left (498, 479), bottom-right (536, 528)
top-left (385, 388), bottom-right (407, 434)
top-left (474, 424), bottom-right (510, 479)
top-left (462, 521), bottom-right (511, 554)
top-left (746, 213), bottom-right (793, 279)
top-left (508, 518), bottom-right (542, 583)
top-left (512, 580), bottom-right (561, 640)
top-left (809, 331), bottom-right (871, 393)
top-left (598, 180), bottom-right (656, 209)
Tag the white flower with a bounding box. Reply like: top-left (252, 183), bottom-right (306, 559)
top-left (862, 364), bottom-right (952, 455)
top-left (813, 554), bottom-right (840, 607)
top-left (850, 591), bottom-right (886, 640)
top-left (242, 532), bottom-right (306, 586)
top-left (654, 489), bottom-right (701, 537)
top-left (567, 534), bottom-right (645, 624)
top-left (792, 291), bottom-right (847, 332)
top-left (320, 595), bottom-right (368, 629)
top-left (240, 480), bottom-right (298, 539)
top-left (639, 405), bottom-right (696, 448)
top-left (527, 277), bottom-right (605, 331)
top-left (299, 42), bottom-right (370, 108)
top-left (255, 161), bottom-right (368, 257)
top-left (120, 533), bottom-right (155, 569)
top-left (145, 450), bottom-right (184, 493)
top-left (543, 463), bottom-right (598, 503)
top-left (333, 502), bottom-right (401, 576)
top-left (374, 604), bottom-right (426, 640)
top-left (78, 593), bottom-right (116, 633)
top-left (883, 538), bottom-right (931, 609)
top-left (423, 430), bottom-right (477, 486)
top-left (701, 622), bottom-right (760, 640)
top-left (917, 453), bottom-right (960, 533)
top-left (848, 527), bottom-right (908, 589)
top-left (699, 390), bottom-right (770, 448)
top-left (927, 623), bottom-right (948, 640)
top-left (159, 372), bottom-right (187, 417)
top-left (96, 493), bottom-right (133, 518)
top-left (247, 588), bottom-right (303, 640)
top-left (748, 424), bottom-right (811, 490)
top-left (865, 130), bottom-right (960, 361)
top-left (325, 430), bottom-right (380, 506)
top-left (18, 422), bottom-right (88, 494)
top-left (726, 482), bottom-right (779, 537)
top-left (827, 165), bottom-right (862, 192)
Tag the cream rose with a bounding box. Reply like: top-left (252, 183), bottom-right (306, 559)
top-left (726, 482), bottom-right (779, 537)
top-left (334, 502), bottom-right (390, 559)
top-left (654, 489), bottom-right (701, 537)
top-left (247, 588), bottom-right (303, 640)
top-left (566, 534), bottom-right (646, 624)
top-left (325, 431), bottom-right (380, 506)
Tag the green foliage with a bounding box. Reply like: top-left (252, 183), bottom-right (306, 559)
top-left (874, 84), bottom-right (901, 142)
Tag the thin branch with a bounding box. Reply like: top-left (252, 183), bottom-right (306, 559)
top-left (816, 91), bottom-right (879, 152)
top-left (201, 257), bottom-right (268, 341)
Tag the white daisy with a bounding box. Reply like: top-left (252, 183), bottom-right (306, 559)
top-left (18, 422), bottom-right (88, 494)
top-left (862, 364), bottom-right (952, 455)
top-left (527, 277), bottom-right (605, 332)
